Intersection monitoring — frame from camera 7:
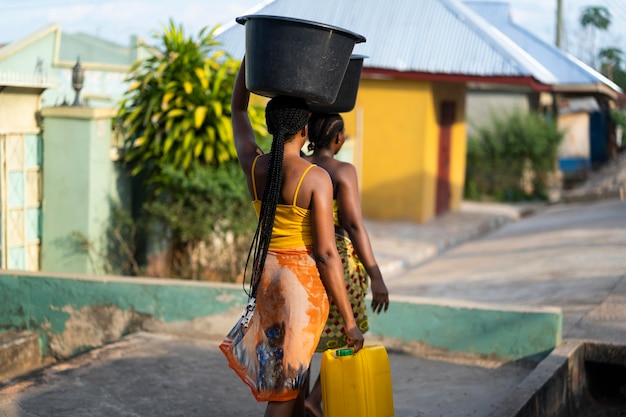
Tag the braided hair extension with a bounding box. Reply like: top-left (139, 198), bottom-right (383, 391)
top-left (307, 113), bottom-right (344, 152)
top-left (243, 95), bottom-right (310, 298)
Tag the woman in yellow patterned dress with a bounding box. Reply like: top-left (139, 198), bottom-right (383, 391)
top-left (303, 113), bottom-right (390, 417)
top-left (220, 59), bottom-right (364, 417)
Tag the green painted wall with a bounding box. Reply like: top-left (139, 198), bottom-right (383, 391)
top-left (369, 295), bottom-right (562, 361)
top-left (0, 272), bottom-right (248, 357)
top-left (40, 107), bottom-right (122, 275)
top-left (0, 272), bottom-right (562, 362)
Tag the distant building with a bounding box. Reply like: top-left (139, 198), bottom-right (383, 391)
top-left (217, 0), bottom-right (558, 222)
top-left (0, 24), bottom-right (149, 271)
top-left (466, 2), bottom-right (622, 176)
top-left (0, 24), bottom-right (152, 108)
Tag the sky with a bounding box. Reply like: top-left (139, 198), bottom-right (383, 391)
top-left (1, 0), bottom-right (626, 66)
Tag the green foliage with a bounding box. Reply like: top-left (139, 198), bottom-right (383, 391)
top-left (465, 110), bottom-right (564, 202)
top-left (116, 20), bottom-right (267, 185)
top-left (611, 108), bottom-right (626, 146)
top-left (579, 6), bottom-right (611, 67)
top-left (613, 67), bottom-right (626, 92)
top-left (580, 6), bottom-right (611, 30)
top-left (144, 162), bottom-right (257, 280)
top-left (112, 21), bottom-right (269, 280)
top-left (611, 108), bottom-right (626, 127)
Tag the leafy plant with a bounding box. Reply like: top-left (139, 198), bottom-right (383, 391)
top-left (611, 108), bottom-right (626, 148)
top-left (465, 110), bottom-right (564, 201)
top-left (580, 6), bottom-right (611, 67)
top-left (112, 21), bottom-right (269, 280)
top-left (116, 20), bottom-right (267, 189)
top-left (144, 162), bottom-right (257, 280)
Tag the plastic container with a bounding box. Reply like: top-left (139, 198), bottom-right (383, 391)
top-left (236, 15), bottom-right (366, 105)
top-left (309, 55), bottom-right (366, 113)
top-left (321, 345), bottom-right (395, 417)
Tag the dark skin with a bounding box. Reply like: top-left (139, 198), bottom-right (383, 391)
top-left (303, 120), bottom-right (390, 417)
top-left (231, 58), bottom-right (364, 417)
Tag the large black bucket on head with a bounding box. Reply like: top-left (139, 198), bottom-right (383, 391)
top-left (236, 15), bottom-right (366, 105)
top-left (309, 55), bottom-right (366, 113)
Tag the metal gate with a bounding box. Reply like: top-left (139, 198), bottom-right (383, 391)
top-left (1, 132), bottom-right (42, 270)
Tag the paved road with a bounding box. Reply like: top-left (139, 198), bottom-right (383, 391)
top-left (1, 199), bottom-right (624, 417)
top-left (385, 199), bottom-right (626, 342)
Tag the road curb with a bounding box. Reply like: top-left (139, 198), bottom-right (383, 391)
top-left (0, 331), bottom-right (41, 384)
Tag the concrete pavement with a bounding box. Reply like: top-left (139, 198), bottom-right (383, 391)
top-left (1, 198), bottom-right (625, 417)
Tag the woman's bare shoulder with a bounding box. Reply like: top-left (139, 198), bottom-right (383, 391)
top-left (333, 160), bottom-right (358, 184)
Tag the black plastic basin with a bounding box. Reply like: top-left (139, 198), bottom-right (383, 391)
top-left (309, 55), bottom-right (366, 113)
top-left (236, 15), bottom-right (366, 105)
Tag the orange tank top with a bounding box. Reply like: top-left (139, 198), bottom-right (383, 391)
top-left (251, 155), bottom-right (315, 249)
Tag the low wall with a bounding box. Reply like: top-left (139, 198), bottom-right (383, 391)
top-left (369, 295), bottom-right (563, 362)
top-left (0, 272), bottom-right (562, 362)
top-left (0, 271), bottom-right (247, 358)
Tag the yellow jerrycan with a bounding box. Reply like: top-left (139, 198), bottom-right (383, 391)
top-left (320, 345), bottom-right (394, 417)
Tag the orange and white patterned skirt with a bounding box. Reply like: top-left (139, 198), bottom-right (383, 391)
top-left (219, 246), bottom-right (329, 402)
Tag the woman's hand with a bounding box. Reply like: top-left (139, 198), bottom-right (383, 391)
top-left (370, 277), bottom-right (389, 315)
top-left (345, 325), bottom-right (365, 353)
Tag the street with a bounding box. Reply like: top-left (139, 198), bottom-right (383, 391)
top-left (385, 199), bottom-right (626, 342)
top-left (1, 198), bottom-right (624, 417)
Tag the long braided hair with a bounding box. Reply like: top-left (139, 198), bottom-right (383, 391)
top-left (244, 95), bottom-right (310, 298)
top-left (307, 113), bottom-right (344, 152)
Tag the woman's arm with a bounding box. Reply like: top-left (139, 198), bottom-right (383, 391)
top-left (335, 163), bottom-right (389, 314)
top-left (310, 167), bottom-right (364, 352)
top-left (232, 57), bottom-right (262, 174)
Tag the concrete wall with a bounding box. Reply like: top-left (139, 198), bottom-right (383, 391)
top-left (0, 272), bottom-right (248, 358)
top-left (370, 295), bottom-right (562, 362)
top-left (40, 106), bottom-right (127, 275)
top-left (0, 271), bottom-right (562, 363)
top-left (487, 340), bottom-right (626, 417)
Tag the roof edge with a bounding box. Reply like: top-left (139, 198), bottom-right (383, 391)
top-left (553, 83), bottom-right (619, 100)
top-left (0, 24), bottom-right (61, 63)
top-left (563, 52), bottom-right (623, 94)
top-left (363, 67), bottom-right (553, 92)
top-left (215, 0), bottom-right (276, 36)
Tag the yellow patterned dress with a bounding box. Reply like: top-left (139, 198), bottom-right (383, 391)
top-left (315, 200), bottom-right (369, 352)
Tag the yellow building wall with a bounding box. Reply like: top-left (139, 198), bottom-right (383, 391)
top-left (343, 78), bottom-right (466, 223)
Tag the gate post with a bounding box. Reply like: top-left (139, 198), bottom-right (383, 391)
top-left (40, 107), bottom-right (120, 274)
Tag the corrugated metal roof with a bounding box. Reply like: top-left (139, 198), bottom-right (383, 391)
top-left (216, 0), bottom-right (558, 84)
top-left (465, 1), bottom-right (622, 93)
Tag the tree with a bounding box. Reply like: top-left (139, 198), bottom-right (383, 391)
top-left (598, 47), bottom-right (623, 80)
top-left (114, 21), bottom-right (268, 279)
top-left (116, 20), bottom-right (267, 192)
top-left (579, 6), bottom-right (611, 68)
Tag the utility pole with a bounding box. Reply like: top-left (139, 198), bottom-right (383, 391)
top-left (555, 0), bottom-right (563, 48)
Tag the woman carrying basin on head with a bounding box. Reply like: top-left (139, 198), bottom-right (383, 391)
top-left (219, 58), bottom-right (364, 417)
top-left (303, 112), bottom-right (390, 417)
